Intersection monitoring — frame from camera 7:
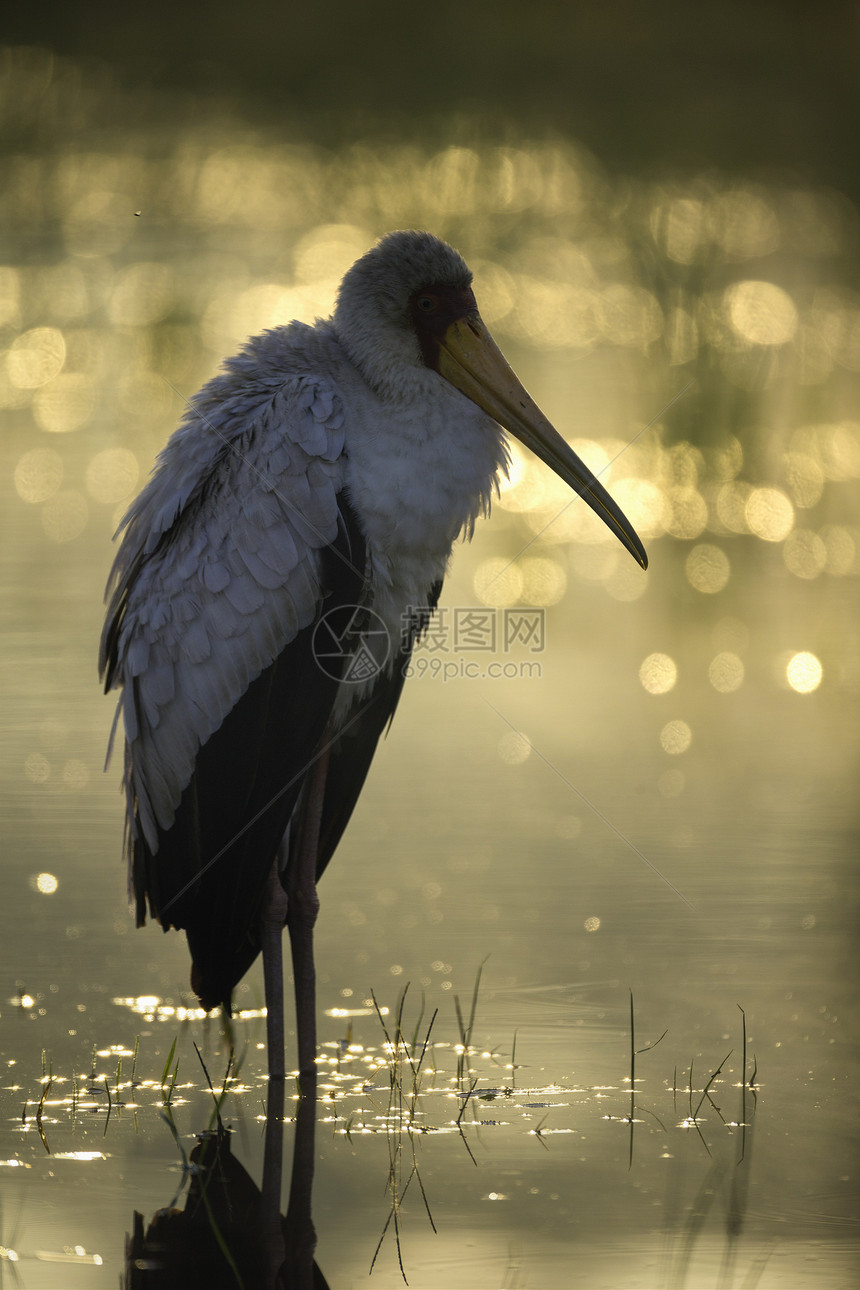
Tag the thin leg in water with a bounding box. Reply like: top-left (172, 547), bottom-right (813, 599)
top-left (261, 853), bottom-right (289, 1284)
top-left (288, 738), bottom-right (330, 1087)
top-left (282, 737), bottom-right (331, 1285)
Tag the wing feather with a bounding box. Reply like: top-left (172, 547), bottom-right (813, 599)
top-left (99, 319), bottom-right (449, 1013)
top-left (99, 323), bottom-right (358, 853)
top-left (137, 495), bottom-right (367, 1012)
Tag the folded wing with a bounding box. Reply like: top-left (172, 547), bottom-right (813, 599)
top-left (100, 345), bottom-right (370, 1008)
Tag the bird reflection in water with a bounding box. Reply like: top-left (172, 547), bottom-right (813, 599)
top-left (123, 1094), bottom-right (327, 1289)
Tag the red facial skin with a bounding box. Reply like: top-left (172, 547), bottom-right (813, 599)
top-left (409, 285), bottom-right (478, 369)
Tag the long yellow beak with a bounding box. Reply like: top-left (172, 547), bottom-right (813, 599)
top-left (437, 314), bottom-right (648, 569)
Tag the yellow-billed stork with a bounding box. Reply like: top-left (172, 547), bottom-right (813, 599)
top-left (99, 230), bottom-right (647, 1055)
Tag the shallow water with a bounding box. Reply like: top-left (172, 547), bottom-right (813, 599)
top-left (3, 458), bottom-right (857, 1287)
top-left (1, 43), bottom-right (859, 1289)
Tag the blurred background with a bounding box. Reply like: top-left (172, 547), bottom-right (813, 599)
top-left (0, 4), bottom-right (858, 1287)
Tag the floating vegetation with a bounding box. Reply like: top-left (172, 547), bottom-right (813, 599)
top-left (14, 984), bottom-right (757, 1174)
top-left (6, 979), bottom-right (766, 1284)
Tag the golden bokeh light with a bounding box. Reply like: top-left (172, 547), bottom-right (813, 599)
top-left (108, 262), bottom-right (175, 326)
top-left (423, 146), bottom-right (482, 217)
top-left (292, 223), bottom-right (373, 285)
top-left (474, 557), bottom-right (524, 608)
top-left (526, 482), bottom-right (600, 540)
top-left (24, 752), bottom-right (50, 783)
top-left (819, 421), bottom-right (860, 480)
top-left (496, 448), bottom-right (560, 515)
top-left (713, 190), bottom-right (780, 259)
top-left (0, 361), bottom-right (32, 409)
top-left (715, 481), bottom-right (752, 533)
top-left (782, 530), bottom-right (827, 579)
top-left (14, 448), bottom-right (64, 503)
top-left (85, 448), bottom-right (140, 504)
top-left (639, 652), bottom-right (677, 695)
top-left (35, 872), bottom-right (59, 894)
top-left (745, 487), bottom-right (794, 542)
top-left (593, 283), bottom-right (663, 348)
top-left (651, 196), bottom-right (706, 265)
top-left (32, 372), bottom-right (95, 433)
top-left (786, 651), bottom-right (823, 694)
top-left (819, 525), bottom-right (857, 575)
top-left (511, 236), bottom-right (597, 287)
top-left (685, 544), bottom-right (731, 594)
top-left (471, 259), bottom-right (516, 326)
top-left (812, 289), bottom-right (860, 372)
top-left (7, 327), bottom-right (66, 388)
top-left (218, 283), bottom-right (324, 349)
top-left (708, 652), bottom-right (744, 692)
top-left (782, 451), bottom-right (824, 509)
top-left (495, 441), bottom-right (529, 503)
top-left (660, 719), bottom-right (692, 754)
top-left (725, 280), bottom-right (798, 346)
top-left (664, 485), bottom-right (708, 539)
top-left (194, 146), bottom-right (283, 227)
top-left (794, 322), bottom-right (834, 384)
top-left (662, 440), bottom-right (705, 488)
top-left (62, 759), bottom-right (90, 790)
top-left (710, 435), bottom-right (744, 482)
top-left (0, 119), bottom-right (854, 679)
top-left (569, 439), bottom-right (611, 477)
top-left (506, 277), bottom-right (600, 350)
top-left (609, 478), bottom-right (667, 539)
top-left (519, 557), bottom-right (567, 606)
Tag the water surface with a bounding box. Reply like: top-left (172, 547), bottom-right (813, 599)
top-left (1, 45), bottom-right (858, 1288)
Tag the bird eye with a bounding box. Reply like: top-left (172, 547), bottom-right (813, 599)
top-left (416, 295), bottom-right (437, 312)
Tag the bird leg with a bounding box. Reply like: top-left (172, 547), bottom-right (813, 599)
top-left (286, 737), bottom-right (330, 1089)
top-left (261, 855), bottom-right (289, 1284)
top-left (263, 855), bottom-right (289, 1080)
top-left (280, 737), bottom-right (330, 1287)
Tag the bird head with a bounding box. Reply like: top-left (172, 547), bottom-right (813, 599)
top-left (334, 230), bottom-right (647, 568)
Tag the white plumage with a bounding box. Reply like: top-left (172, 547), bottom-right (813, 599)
top-left (100, 229), bottom-right (646, 1012)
